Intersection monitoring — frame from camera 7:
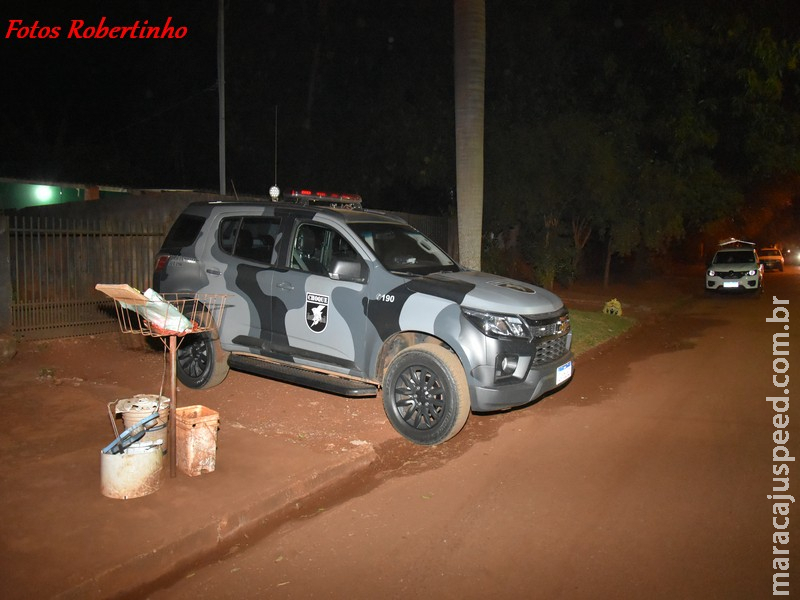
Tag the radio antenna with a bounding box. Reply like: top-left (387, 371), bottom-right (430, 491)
top-left (268, 106), bottom-right (281, 201)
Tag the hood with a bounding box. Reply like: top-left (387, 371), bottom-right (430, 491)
top-left (710, 261), bottom-right (759, 271)
top-left (407, 270), bottom-right (565, 315)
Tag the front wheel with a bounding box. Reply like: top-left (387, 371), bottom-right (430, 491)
top-left (382, 343), bottom-right (470, 445)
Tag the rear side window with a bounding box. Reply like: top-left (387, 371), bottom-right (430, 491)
top-left (162, 214), bottom-right (205, 250)
top-left (219, 216), bottom-right (282, 264)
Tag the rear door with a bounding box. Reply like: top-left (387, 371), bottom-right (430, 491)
top-left (204, 212), bottom-right (282, 351)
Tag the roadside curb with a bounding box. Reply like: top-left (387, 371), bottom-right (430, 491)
top-left (57, 443), bottom-right (378, 600)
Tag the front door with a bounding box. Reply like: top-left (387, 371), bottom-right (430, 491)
top-left (270, 221), bottom-right (370, 375)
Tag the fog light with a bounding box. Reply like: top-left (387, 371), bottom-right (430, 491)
top-left (497, 354), bottom-right (519, 376)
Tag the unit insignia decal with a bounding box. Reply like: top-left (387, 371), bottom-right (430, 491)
top-left (306, 292), bottom-right (329, 332)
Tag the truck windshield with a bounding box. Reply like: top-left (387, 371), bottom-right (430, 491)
top-left (350, 222), bottom-right (459, 275)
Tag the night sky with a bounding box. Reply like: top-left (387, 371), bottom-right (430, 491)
top-left (1, 1), bottom-right (455, 204)
top-left (4, 1), bottom-right (229, 189)
top-left (2, 1), bottom-right (798, 223)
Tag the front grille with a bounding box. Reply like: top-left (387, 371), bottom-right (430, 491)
top-left (522, 311), bottom-right (571, 365)
top-left (533, 336), bottom-right (569, 365)
top-left (719, 270), bottom-right (747, 279)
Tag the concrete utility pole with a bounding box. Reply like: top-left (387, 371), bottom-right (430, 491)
top-left (217, 0), bottom-right (226, 195)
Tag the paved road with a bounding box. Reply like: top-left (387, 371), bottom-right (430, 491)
top-left (149, 269), bottom-right (799, 600)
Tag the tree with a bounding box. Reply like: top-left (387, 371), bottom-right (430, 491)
top-left (453, 0), bottom-right (486, 270)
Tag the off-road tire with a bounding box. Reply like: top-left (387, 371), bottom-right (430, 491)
top-left (176, 325), bottom-right (230, 389)
top-left (382, 343), bottom-right (470, 445)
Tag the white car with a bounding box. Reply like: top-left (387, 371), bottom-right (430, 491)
top-left (705, 241), bottom-right (763, 293)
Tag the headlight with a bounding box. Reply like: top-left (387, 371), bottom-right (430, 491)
top-left (462, 308), bottom-right (530, 339)
top-left (748, 269), bottom-right (756, 276)
top-left (707, 269), bottom-right (716, 276)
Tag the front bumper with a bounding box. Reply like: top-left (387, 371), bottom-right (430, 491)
top-left (457, 308), bottom-right (573, 412)
top-left (469, 352), bottom-right (574, 411)
top-left (705, 274), bottom-right (761, 291)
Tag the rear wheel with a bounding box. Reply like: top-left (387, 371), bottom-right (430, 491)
top-left (382, 343), bottom-right (470, 445)
top-left (176, 326), bottom-right (229, 389)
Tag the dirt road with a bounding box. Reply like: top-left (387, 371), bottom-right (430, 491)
top-left (143, 271), bottom-right (799, 599)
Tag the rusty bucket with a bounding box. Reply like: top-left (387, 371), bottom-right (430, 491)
top-left (100, 413), bottom-right (164, 499)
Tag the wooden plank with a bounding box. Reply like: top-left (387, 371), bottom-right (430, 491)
top-left (95, 283), bottom-right (148, 305)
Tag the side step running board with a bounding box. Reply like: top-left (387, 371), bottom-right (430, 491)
top-left (228, 354), bottom-right (378, 398)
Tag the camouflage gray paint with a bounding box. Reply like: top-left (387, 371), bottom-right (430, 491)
top-left (153, 200), bottom-right (573, 413)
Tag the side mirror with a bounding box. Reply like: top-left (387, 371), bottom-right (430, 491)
top-left (329, 258), bottom-right (367, 283)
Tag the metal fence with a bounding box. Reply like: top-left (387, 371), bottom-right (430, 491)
top-left (9, 216), bottom-right (165, 340)
top-left (7, 211), bottom-right (453, 341)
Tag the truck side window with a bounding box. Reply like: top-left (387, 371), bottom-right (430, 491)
top-left (291, 224), bottom-right (366, 281)
top-left (329, 230), bottom-right (368, 282)
top-left (219, 216), bottom-right (281, 264)
top-left (292, 224), bottom-right (327, 274)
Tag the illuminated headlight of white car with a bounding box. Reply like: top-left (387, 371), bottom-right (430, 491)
top-left (462, 308), bottom-right (530, 339)
top-left (748, 269), bottom-right (757, 276)
top-left (707, 269), bottom-right (716, 276)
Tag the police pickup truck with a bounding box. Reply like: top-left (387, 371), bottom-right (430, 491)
top-left (152, 190), bottom-right (573, 445)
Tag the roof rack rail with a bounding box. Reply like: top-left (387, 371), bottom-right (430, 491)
top-left (718, 238), bottom-right (755, 247)
top-left (285, 189), bottom-right (363, 210)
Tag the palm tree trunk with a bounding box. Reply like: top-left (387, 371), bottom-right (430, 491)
top-left (453, 0), bottom-right (486, 271)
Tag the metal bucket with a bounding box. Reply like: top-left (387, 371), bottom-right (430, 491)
top-left (116, 395), bottom-right (170, 454)
top-left (100, 440), bottom-right (164, 499)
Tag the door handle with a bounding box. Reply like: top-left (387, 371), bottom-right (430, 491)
top-left (277, 281), bottom-right (294, 291)
top-left (206, 268), bottom-right (221, 276)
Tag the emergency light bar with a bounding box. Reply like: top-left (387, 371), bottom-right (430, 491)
top-left (285, 189), bottom-right (363, 209)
